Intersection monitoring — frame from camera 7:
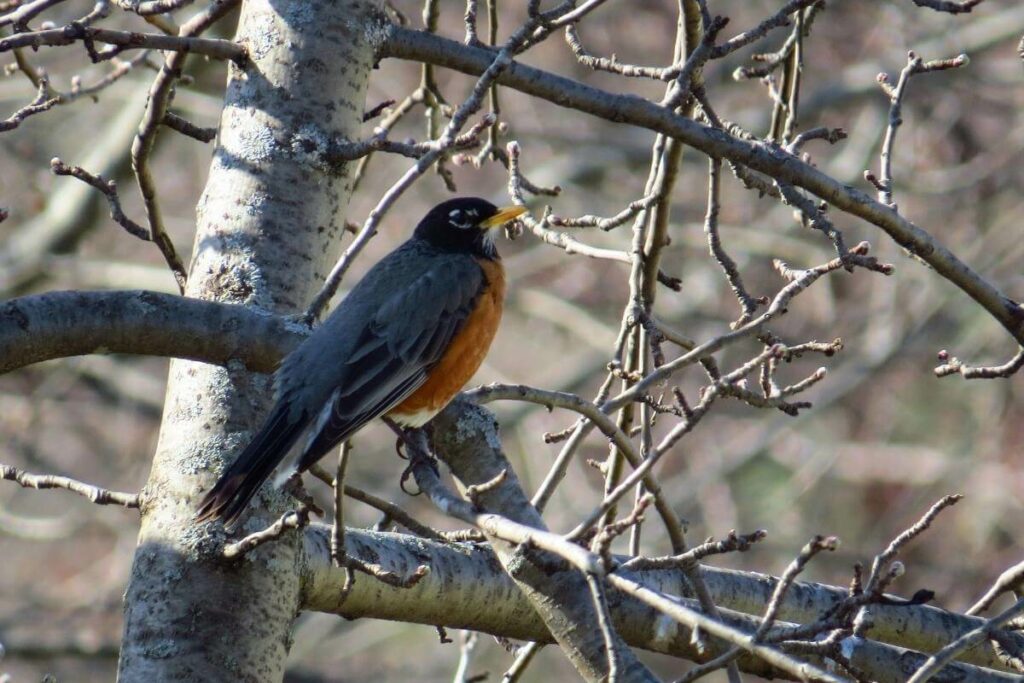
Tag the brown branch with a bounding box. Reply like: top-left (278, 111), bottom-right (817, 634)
top-left (50, 158), bottom-right (150, 240)
top-left (618, 529), bottom-right (767, 572)
top-left (0, 0), bottom-right (66, 29)
top-left (330, 443), bottom-right (351, 569)
top-left (872, 51), bottom-right (969, 208)
top-left (505, 143), bottom-right (681, 291)
top-left (547, 194), bottom-right (659, 231)
top-left (162, 111), bottom-right (216, 142)
top-left (704, 156), bottom-right (761, 327)
top-left (564, 23), bottom-right (672, 80)
top-left (129, 0), bottom-right (240, 294)
top-left (757, 536), bottom-right (840, 640)
top-left (864, 495), bottom-right (963, 595)
top-left (0, 75), bottom-right (58, 131)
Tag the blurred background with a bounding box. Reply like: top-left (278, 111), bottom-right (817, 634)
top-left (2, 0), bottom-right (1023, 680)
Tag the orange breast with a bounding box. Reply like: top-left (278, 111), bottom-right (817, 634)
top-left (389, 258), bottom-right (505, 422)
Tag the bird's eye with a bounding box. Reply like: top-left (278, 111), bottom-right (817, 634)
top-left (448, 209), bottom-right (474, 229)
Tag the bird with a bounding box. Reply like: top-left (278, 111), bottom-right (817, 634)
top-left (195, 197), bottom-right (526, 527)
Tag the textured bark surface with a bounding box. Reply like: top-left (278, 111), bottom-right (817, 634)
top-left (116, 1), bottom-right (384, 680)
top-left (304, 520), bottom-right (1020, 675)
top-left (431, 398), bottom-right (656, 682)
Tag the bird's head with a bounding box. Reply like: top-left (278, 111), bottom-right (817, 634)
top-left (413, 197), bottom-right (527, 259)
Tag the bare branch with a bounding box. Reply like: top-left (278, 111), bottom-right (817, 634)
top-left (50, 157), bottom-right (150, 240)
top-left (872, 51), bottom-right (970, 208)
top-left (864, 495), bottom-right (963, 594)
top-left (909, 598), bottom-right (1024, 683)
top-left (383, 28), bottom-right (1024, 349)
top-left (307, 464), bottom-right (448, 542)
top-left (970, 560), bottom-right (1024, 616)
top-left (222, 507), bottom-right (312, 559)
top-left (0, 75), bottom-right (58, 131)
top-left (935, 346), bottom-right (1024, 379)
top-left (1, 463), bottom-right (139, 508)
top-left (0, 24), bottom-right (246, 61)
top-left (162, 111), bottom-right (216, 142)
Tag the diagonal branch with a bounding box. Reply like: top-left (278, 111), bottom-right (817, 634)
top-left (380, 26), bottom-right (1024, 348)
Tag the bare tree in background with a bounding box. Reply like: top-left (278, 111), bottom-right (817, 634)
top-left (1, 0), bottom-right (1024, 681)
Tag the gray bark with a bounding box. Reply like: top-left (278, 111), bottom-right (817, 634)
top-left (116, 1), bottom-right (385, 680)
top-left (300, 526), bottom-right (1021, 683)
top-left (0, 290), bottom-right (302, 375)
top-left (430, 399), bottom-right (657, 681)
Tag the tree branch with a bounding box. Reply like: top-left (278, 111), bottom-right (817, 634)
top-left (1, 464), bottom-right (140, 507)
top-left (379, 26), bottom-right (1024, 347)
top-left (0, 25), bottom-right (246, 61)
top-left (300, 524), bottom-right (1021, 681)
top-left (0, 289), bottom-right (302, 375)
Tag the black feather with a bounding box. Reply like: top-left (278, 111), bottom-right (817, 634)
top-left (194, 403), bottom-right (308, 528)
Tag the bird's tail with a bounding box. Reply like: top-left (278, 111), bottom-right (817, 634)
top-left (195, 405), bottom-right (308, 528)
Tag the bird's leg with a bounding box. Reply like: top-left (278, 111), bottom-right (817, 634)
top-left (382, 416), bottom-right (409, 460)
top-left (382, 422), bottom-right (441, 496)
top-left (406, 427), bottom-right (440, 476)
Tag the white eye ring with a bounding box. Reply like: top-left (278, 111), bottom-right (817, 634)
top-left (448, 209), bottom-right (476, 229)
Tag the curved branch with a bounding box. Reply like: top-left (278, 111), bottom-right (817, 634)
top-left (0, 289), bottom-right (303, 375)
top-left (379, 26), bottom-right (1024, 345)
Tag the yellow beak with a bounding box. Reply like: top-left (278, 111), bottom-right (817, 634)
top-left (479, 205), bottom-right (527, 229)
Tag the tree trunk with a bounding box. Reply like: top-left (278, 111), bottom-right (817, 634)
top-left (117, 1), bottom-right (384, 679)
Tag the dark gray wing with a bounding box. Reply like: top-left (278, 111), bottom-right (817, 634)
top-left (294, 255), bottom-right (485, 469)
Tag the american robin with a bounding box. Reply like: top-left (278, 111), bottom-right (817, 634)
top-left (196, 197), bottom-right (526, 527)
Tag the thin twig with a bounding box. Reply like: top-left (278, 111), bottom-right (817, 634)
top-left (50, 158), bottom-right (150, 240)
top-left (330, 442), bottom-right (352, 568)
top-left (1, 463), bottom-right (139, 508)
top-left (162, 111), bottom-right (216, 142)
top-left (307, 464), bottom-right (448, 542)
top-left (0, 75), bottom-right (58, 131)
top-left (500, 642), bottom-right (541, 683)
top-left (935, 346), bottom-right (1024, 380)
top-left (871, 51), bottom-right (969, 208)
top-left (222, 506), bottom-right (312, 559)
